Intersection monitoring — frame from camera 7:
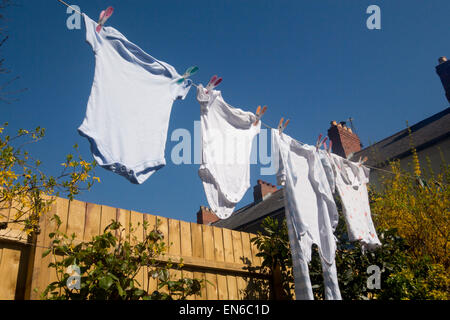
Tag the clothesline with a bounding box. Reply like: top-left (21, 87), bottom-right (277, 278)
top-left (57, 0), bottom-right (81, 15)
top-left (55, 0), bottom-right (428, 184)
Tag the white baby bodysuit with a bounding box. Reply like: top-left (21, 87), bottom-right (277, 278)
top-left (330, 153), bottom-right (381, 251)
top-left (78, 14), bottom-right (192, 184)
top-left (273, 130), bottom-right (341, 300)
top-left (197, 84), bottom-right (260, 219)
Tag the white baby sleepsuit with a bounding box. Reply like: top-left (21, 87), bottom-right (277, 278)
top-left (79, 14), bottom-right (191, 184)
top-left (273, 130), bottom-right (341, 300)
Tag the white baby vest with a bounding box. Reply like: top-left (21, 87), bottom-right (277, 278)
top-left (330, 153), bottom-right (381, 251)
top-left (197, 84), bottom-right (260, 219)
top-left (79, 14), bottom-right (192, 184)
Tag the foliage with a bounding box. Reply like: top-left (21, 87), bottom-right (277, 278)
top-left (0, 123), bottom-right (99, 234)
top-left (254, 210), bottom-right (448, 299)
top-left (250, 216), bottom-right (294, 299)
top-left (371, 156), bottom-right (449, 269)
top-left (40, 215), bottom-right (204, 300)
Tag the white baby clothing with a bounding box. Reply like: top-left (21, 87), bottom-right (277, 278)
top-left (329, 154), bottom-right (381, 251)
top-left (197, 84), bottom-right (260, 219)
top-left (319, 150), bottom-right (336, 194)
top-left (273, 130), bottom-right (341, 300)
top-left (78, 14), bottom-right (192, 184)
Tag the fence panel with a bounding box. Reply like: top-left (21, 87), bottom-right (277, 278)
top-left (0, 197), bottom-right (270, 300)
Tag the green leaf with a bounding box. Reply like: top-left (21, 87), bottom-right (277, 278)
top-left (42, 248), bottom-right (51, 258)
top-left (99, 276), bottom-right (114, 290)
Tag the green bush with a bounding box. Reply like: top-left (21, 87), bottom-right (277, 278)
top-left (40, 215), bottom-right (204, 300)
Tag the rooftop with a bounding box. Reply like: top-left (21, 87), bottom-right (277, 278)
top-left (354, 107), bottom-right (450, 167)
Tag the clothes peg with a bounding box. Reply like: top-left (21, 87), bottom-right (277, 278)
top-left (96, 6), bottom-right (114, 33)
top-left (358, 156), bottom-right (368, 166)
top-left (327, 140), bottom-right (333, 155)
top-left (316, 134), bottom-right (328, 151)
top-left (278, 118), bottom-right (290, 135)
top-left (254, 105), bottom-right (267, 126)
top-left (176, 66), bottom-right (199, 84)
top-left (205, 75), bottom-right (223, 93)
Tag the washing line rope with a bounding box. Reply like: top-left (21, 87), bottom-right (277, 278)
top-left (54, 0), bottom-right (430, 183)
top-left (57, 0), bottom-right (82, 15)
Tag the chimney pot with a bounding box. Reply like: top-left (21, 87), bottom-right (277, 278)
top-left (328, 120), bottom-right (362, 158)
top-left (197, 206), bottom-right (219, 225)
top-left (253, 180), bottom-right (277, 203)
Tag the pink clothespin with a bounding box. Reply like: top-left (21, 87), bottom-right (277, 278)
top-left (205, 75), bottom-right (223, 93)
top-left (254, 105), bottom-right (268, 126)
top-left (278, 118), bottom-right (290, 135)
top-left (96, 7), bottom-right (114, 33)
top-left (315, 134), bottom-right (328, 151)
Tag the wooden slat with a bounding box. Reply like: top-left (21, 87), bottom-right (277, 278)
top-left (168, 218), bottom-right (181, 256)
top-left (249, 232), bottom-right (262, 267)
top-left (43, 198), bottom-right (69, 297)
top-left (213, 227), bottom-right (225, 262)
top-left (143, 214), bottom-right (157, 295)
top-left (234, 231), bottom-right (248, 299)
top-left (226, 274), bottom-right (239, 300)
top-left (236, 275), bottom-right (247, 300)
top-left (241, 232), bottom-right (253, 266)
top-left (222, 228), bottom-right (234, 263)
top-left (180, 221), bottom-right (192, 257)
top-left (83, 202), bottom-right (101, 241)
top-left (66, 200), bottom-right (86, 240)
top-left (232, 230), bottom-right (244, 264)
top-left (191, 222), bottom-right (203, 259)
top-left (0, 244), bottom-right (22, 299)
top-left (116, 208), bottom-right (130, 240)
top-left (130, 211), bottom-right (144, 289)
top-left (205, 272), bottom-right (218, 299)
top-left (155, 215), bottom-right (169, 296)
top-left (100, 205), bottom-right (116, 234)
top-left (222, 228), bottom-right (238, 299)
top-left (202, 225), bottom-right (215, 261)
top-left (216, 272), bottom-right (229, 300)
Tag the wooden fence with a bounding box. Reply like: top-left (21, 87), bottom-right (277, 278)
top-left (0, 197), bottom-right (271, 300)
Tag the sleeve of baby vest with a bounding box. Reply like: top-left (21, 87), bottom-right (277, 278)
top-left (83, 14), bottom-right (102, 52)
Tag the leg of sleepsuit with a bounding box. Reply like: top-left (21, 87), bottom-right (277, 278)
top-left (321, 258), bottom-right (342, 300)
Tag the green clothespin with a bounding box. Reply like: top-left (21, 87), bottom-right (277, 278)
top-left (177, 66), bottom-right (199, 84)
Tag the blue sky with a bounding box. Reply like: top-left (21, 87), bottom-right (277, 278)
top-left (1, 0), bottom-right (449, 223)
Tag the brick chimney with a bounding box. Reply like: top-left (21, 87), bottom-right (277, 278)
top-left (197, 206), bottom-right (219, 225)
top-left (328, 120), bottom-right (362, 158)
top-left (436, 56), bottom-right (450, 103)
top-left (253, 180), bottom-right (277, 203)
